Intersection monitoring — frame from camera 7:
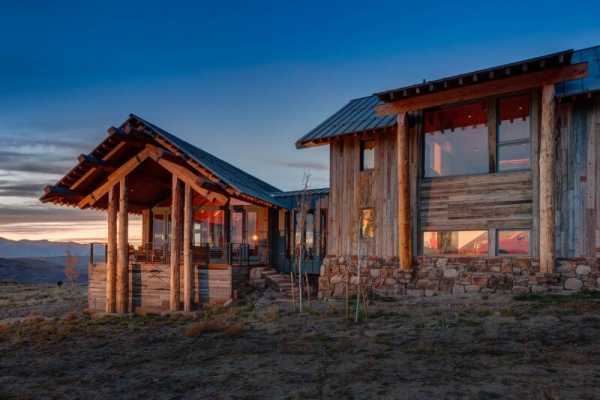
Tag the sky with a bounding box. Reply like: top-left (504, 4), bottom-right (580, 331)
top-left (0, 0), bottom-right (599, 243)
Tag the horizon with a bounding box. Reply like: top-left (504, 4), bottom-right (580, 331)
top-left (1, 1), bottom-right (599, 243)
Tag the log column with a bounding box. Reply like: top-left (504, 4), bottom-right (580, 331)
top-left (183, 183), bottom-right (193, 312)
top-left (105, 186), bottom-right (117, 313)
top-left (142, 209), bottom-right (154, 248)
top-left (116, 177), bottom-right (129, 313)
top-left (170, 175), bottom-right (182, 311)
top-left (397, 112), bottom-right (412, 270)
top-left (539, 85), bottom-right (556, 273)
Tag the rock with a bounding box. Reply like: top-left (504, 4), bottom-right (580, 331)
top-left (436, 258), bottom-right (448, 267)
top-left (350, 276), bottom-right (360, 285)
top-left (531, 285), bottom-right (547, 294)
top-left (406, 289), bottom-right (424, 297)
top-left (332, 283), bottom-right (345, 298)
top-left (425, 289), bottom-right (436, 297)
top-left (465, 285), bottom-right (480, 293)
top-left (597, 277), bottom-right (600, 287)
top-left (564, 278), bottom-right (583, 291)
top-left (384, 278), bottom-right (397, 286)
top-left (370, 269), bottom-right (380, 278)
top-left (330, 275), bottom-right (343, 285)
top-left (416, 279), bottom-right (430, 289)
top-left (511, 286), bottom-right (529, 295)
top-left (576, 265), bottom-right (591, 276)
top-left (443, 268), bottom-right (458, 279)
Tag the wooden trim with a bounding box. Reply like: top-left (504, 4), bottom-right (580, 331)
top-left (530, 90), bottom-right (541, 257)
top-left (539, 85), bottom-right (556, 272)
top-left (116, 178), bottom-right (129, 313)
top-left (71, 142), bottom-right (127, 191)
top-left (487, 97), bottom-right (498, 172)
top-left (376, 63), bottom-right (588, 116)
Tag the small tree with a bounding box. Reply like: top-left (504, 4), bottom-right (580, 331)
top-left (64, 251), bottom-right (80, 286)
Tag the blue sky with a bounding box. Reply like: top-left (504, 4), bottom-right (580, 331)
top-left (0, 0), bottom-right (598, 242)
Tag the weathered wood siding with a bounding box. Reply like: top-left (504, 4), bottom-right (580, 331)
top-left (328, 131), bottom-right (399, 258)
top-left (555, 97), bottom-right (600, 257)
top-left (419, 171), bottom-right (533, 231)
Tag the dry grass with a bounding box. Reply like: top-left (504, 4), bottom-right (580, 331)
top-left (183, 319), bottom-right (245, 338)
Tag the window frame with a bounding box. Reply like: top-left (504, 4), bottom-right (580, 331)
top-left (360, 140), bottom-right (375, 171)
top-left (360, 208), bottom-right (376, 239)
top-left (421, 91), bottom-right (533, 180)
top-left (421, 230), bottom-right (490, 257)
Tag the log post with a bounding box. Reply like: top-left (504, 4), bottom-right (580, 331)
top-left (539, 85), bottom-right (556, 273)
top-left (105, 186), bottom-right (117, 313)
top-left (142, 209), bottom-right (153, 247)
top-left (183, 183), bottom-right (193, 312)
top-left (397, 112), bottom-right (412, 270)
top-left (170, 175), bottom-right (182, 311)
top-left (116, 178), bottom-right (129, 313)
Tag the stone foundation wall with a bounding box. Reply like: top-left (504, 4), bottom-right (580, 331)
top-left (317, 256), bottom-right (600, 299)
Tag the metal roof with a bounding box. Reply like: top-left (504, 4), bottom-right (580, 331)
top-left (556, 45), bottom-right (600, 97)
top-left (296, 46), bottom-right (600, 149)
top-left (295, 95), bottom-right (396, 149)
top-left (129, 115), bottom-right (287, 207)
top-left (271, 187), bottom-right (330, 209)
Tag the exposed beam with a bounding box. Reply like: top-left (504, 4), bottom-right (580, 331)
top-left (78, 154), bottom-right (117, 172)
top-left (397, 113), bottom-right (412, 270)
top-left (376, 63), bottom-right (588, 116)
top-left (42, 185), bottom-right (84, 202)
top-left (77, 147), bottom-right (152, 209)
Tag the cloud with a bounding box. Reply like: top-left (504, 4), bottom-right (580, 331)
top-left (269, 159), bottom-right (328, 171)
top-left (0, 181), bottom-right (51, 198)
top-left (0, 205), bottom-right (105, 225)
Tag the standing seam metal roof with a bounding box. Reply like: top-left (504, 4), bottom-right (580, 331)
top-left (129, 114), bottom-right (287, 207)
top-left (296, 45), bottom-right (600, 148)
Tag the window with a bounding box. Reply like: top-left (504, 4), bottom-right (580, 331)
top-left (497, 230), bottom-right (529, 255)
top-left (305, 211), bottom-right (315, 258)
top-left (497, 94), bottom-right (530, 171)
top-left (423, 231), bottom-right (488, 256)
top-left (193, 209), bottom-right (224, 248)
top-left (424, 102), bottom-right (489, 177)
top-left (360, 140), bottom-right (375, 171)
top-left (360, 208), bottom-right (375, 238)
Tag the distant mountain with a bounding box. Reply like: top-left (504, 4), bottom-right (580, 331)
top-left (0, 237), bottom-right (89, 258)
top-left (0, 256), bottom-right (89, 284)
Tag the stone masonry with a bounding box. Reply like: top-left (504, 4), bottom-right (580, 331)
top-left (317, 255), bottom-right (600, 299)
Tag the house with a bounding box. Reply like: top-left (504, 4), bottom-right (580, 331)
top-left (42, 45), bottom-right (600, 312)
top-left (296, 46), bottom-right (600, 298)
top-left (41, 115), bottom-right (328, 313)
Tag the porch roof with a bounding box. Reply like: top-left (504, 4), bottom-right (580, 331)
top-left (296, 45), bottom-right (600, 149)
top-left (41, 115), bottom-right (288, 209)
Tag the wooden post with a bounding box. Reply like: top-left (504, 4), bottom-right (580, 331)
top-left (170, 175), bottom-right (182, 311)
top-left (142, 209), bottom-right (153, 247)
top-left (397, 112), bottom-right (412, 270)
top-left (539, 85), bottom-right (556, 273)
top-left (105, 186), bottom-right (117, 313)
top-left (116, 178), bottom-right (129, 313)
top-left (183, 183), bottom-right (193, 312)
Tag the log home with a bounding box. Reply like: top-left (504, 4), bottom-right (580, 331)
top-left (297, 46), bottom-right (600, 298)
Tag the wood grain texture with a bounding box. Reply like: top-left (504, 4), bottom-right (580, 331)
top-left (539, 84), bottom-right (556, 273)
top-left (183, 183), bottom-right (193, 312)
top-left (169, 176), bottom-right (182, 311)
top-left (397, 113), bottom-right (412, 269)
top-left (105, 186), bottom-right (117, 313)
top-left (116, 177), bottom-right (129, 313)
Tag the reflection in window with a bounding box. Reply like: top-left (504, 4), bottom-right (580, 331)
top-left (360, 208), bottom-right (375, 238)
top-left (247, 211), bottom-right (258, 256)
top-left (152, 215), bottom-right (170, 249)
top-left (424, 102), bottom-right (489, 177)
top-left (497, 230), bottom-right (529, 255)
top-left (319, 209), bottom-right (327, 257)
top-left (193, 209), bottom-right (225, 248)
top-left (360, 140), bottom-right (375, 171)
top-left (231, 210), bottom-right (244, 244)
top-left (305, 211), bottom-right (314, 258)
top-left (498, 94), bottom-right (530, 171)
top-left (423, 231), bottom-right (488, 255)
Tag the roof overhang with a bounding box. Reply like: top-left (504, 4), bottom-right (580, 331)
top-left (375, 50), bottom-right (589, 116)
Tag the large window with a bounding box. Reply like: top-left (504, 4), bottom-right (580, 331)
top-left (193, 209), bottom-right (224, 248)
top-left (497, 230), bottom-right (529, 255)
top-left (497, 94), bottom-right (531, 171)
top-left (423, 231), bottom-right (488, 256)
top-left (360, 140), bottom-right (375, 171)
top-left (424, 102), bottom-right (489, 177)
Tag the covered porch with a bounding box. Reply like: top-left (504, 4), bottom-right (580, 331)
top-left (42, 115), bottom-right (284, 314)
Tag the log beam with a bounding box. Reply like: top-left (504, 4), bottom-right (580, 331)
top-left (539, 85), bottom-right (556, 273)
top-left (376, 63), bottom-right (588, 116)
top-left (183, 183), bottom-right (193, 312)
top-left (397, 112), bottom-right (412, 270)
top-left (105, 186), bottom-right (117, 313)
top-left (170, 175), bottom-right (182, 311)
top-left (116, 178), bottom-right (129, 313)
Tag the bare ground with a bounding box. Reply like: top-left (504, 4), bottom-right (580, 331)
top-left (1, 284), bottom-right (600, 399)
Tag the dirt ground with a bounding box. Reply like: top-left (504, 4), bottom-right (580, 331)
top-left (1, 284), bottom-right (600, 399)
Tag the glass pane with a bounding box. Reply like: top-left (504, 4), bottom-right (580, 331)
top-left (247, 211), bottom-right (258, 255)
top-left (361, 140), bottom-right (375, 170)
top-left (231, 211), bottom-right (243, 244)
top-left (498, 95), bottom-right (530, 143)
top-left (305, 212), bottom-right (314, 257)
top-left (423, 231), bottom-right (488, 256)
top-left (294, 212), bottom-right (302, 253)
top-left (424, 102), bottom-right (488, 177)
top-left (360, 209), bottom-right (375, 238)
top-left (497, 230), bottom-right (529, 255)
top-left (498, 142), bottom-right (530, 171)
